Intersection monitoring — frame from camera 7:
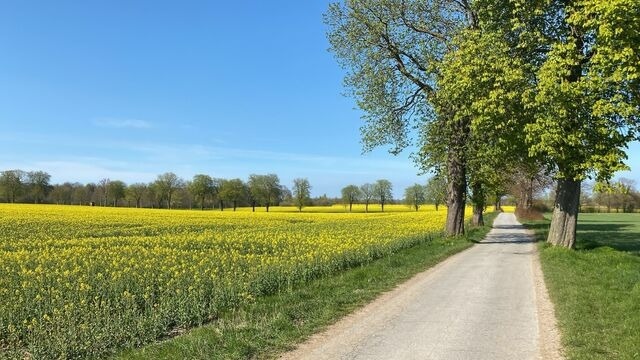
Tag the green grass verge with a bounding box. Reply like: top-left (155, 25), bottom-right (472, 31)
top-left (522, 213), bottom-right (640, 360)
top-left (116, 213), bottom-right (497, 360)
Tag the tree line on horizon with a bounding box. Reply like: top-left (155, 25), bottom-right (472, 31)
top-left (0, 169), bottom-right (448, 212)
top-left (3, 168), bottom-right (637, 213)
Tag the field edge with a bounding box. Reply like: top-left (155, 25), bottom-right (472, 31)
top-left (116, 213), bottom-right (498, 360)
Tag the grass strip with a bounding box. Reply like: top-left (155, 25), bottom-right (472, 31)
top-left (522, 214), bottom-right (640, 360)
top-left (117, 213), bottom-right (497, 359)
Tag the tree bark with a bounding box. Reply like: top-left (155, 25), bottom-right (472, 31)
top-left (547, 178), bottom-right (581, 248)
top-left (471, 181), bottom-right (485, 226)
top-left (445, 150), bottom-right (467, 236)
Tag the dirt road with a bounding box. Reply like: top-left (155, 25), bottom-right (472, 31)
top-left (280, 213), bottom-right (562, 360)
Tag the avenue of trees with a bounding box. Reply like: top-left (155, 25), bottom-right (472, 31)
top-left (325, 0), bottom-right (639, 248)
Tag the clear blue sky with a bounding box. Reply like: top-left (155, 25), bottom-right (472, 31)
top-left (0, 1), bottom-right (638, 198)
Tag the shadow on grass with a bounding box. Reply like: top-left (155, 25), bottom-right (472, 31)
top-left (523, 218), bottom-right (640, 255)
top-left (576, 223), bottom-right (640, 255)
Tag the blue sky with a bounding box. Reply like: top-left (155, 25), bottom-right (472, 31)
top-left (0, 1), bottom-right (638, 198)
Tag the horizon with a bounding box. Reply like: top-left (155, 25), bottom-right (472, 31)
top-left (1, 1), bottom-right (638, 199)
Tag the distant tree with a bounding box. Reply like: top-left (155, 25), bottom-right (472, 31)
top-left (108, 180), bottom-right (126, 206)
top-left (248, 174), bottom-right (281, 212)
top-left (374, 179), bottom-right (393, 212)
top-left (341, 184), bottom-right (361, 212)
top-left (147, 182), bottom-right (164, 208)
top-left (509, 164), bottom-right (552, 212)
top-left (219, 178), bottom-right (246, 211)
top-left (292, 178), bottom-right (311, 212)
top-left (154, 172), bottom-right (184, 209)
top-left (360, 183), bottom-right (375, 213)
top-left (49, 182), bottom-right (75, 204)
top-left (188, 174), bottom-right (214, 210)
top-left (72, 183), bottom-right (89, 205)
top-left (212, 178), bottom-right (225, 210)
top-left (97, 178), bottom-right (110, 206)
top-left (404, 184), bottom-right (426, 211)
top-left (425, 175), bottom-right (447, 211)
top-left (85, 183), bottom-right (97, 204)
top-left (126, 183), bottom-right (147, 208)
top-left (0, 170), bottom-right (26, 203)
top-left (27, 171), bottom-right (51, 204)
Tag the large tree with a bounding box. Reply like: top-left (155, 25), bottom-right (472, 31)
top-left (341, 184), bottom-right (362, 212)
top-left (292, 178), bottom-right (312, 212)
top-left (524, 0), bottom-right (640, 247)
top-left (108, 180), bottom-right (126, 207)
top-left (404, 183), bottom-right (426, 211)
top-left (0, 170), bottom-right (26, 203)
top-left (188, 174), bottom-right (215, 210)
top-left (219, 178), bottom-right (246, 211)
top-left (424, 174), bottom-right (446, 211)
top-left (27, 171), bottom-right (51, 204)
top-left (373, 179), bottom-right (393, 212)
top-left (326, 0), bottom-right (478, 235)
top-left (126, 183), bottom-right (147, 208)
top-left (360, 183), bottom-right (375, 213)
top-left (248, 174), bottom-right (282, 212)
top-left (154, 172), bottom-right (184, 209)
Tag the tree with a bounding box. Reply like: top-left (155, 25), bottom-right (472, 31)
top-left (373, 179), bottom-right (393, 212)
top-left (523, 0), bottom-right (640, 248)
top-left (219, 178), bottom-right (246, 211)
top-left (108, 180), bottom-right (126, 206)
top-left (292, 178), bottom-right (311, 212)
top-left (97, 178), bottom-right (110, 206)
top-left (27, 171), bottom-right (51, 204)
top-left (509, 163), bottom-right (552, 212)
top-left (248, 174), bottom-right (281, 212)
top-left (126, 183), bottom-right (147, 208)
top-left (50, 183), bottom-right (74, 205)
top-left (326, 0), bottom-right (479, 235)
top-left (0, 170), bottom-right (26, 203)
top-left (404, 184), bottom-right (426, 211)
top-left (212, 178), bottom-right (225, 210)
top-left (154, 172), bottom-right (184, 209)
top-left (360, 183), bottom-right (375, 213)
top-left (72, 183), bottom-right (89, 205)
top-left (424, 175), bottom-right (446, 211)
top-left (188, 174), bottom-right (214, 210)
top-left (341, 184), bottom-right (361, 212)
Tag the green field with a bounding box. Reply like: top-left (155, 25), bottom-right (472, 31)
top-left (524, 213), bottom-right (640, 360)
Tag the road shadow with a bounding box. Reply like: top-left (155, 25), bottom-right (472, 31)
top-left (476, 232), bottom-right (536, 244)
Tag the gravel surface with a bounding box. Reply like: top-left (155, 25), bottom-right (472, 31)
top-left (279, 213), bottom-right (563, 360)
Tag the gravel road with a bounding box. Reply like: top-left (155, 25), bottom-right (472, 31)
top-left (279, 212), bottom-right (562, 360)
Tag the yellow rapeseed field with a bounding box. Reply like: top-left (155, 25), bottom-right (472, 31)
top-left (0, 204), bottom-right (469, 358)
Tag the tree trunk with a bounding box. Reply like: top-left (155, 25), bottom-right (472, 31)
top-left (220, 200), bottom-right (224, 211)
top-left (471, 182), bottom-right (485, 227)
top-left (472, 203), bottom-right (484, 226)
top-left (547, 178), bottom-right (581, 248)
top-left (381, 201), bottom-right (385, 212)
top-left (445, 148), bottom-right (467, 236)
top-left (349, 202), bottom-right (353, 212)
top-left (233, 201), bottom-right (237, 211)
top-left (365, 202), bottom-right (369, 213)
